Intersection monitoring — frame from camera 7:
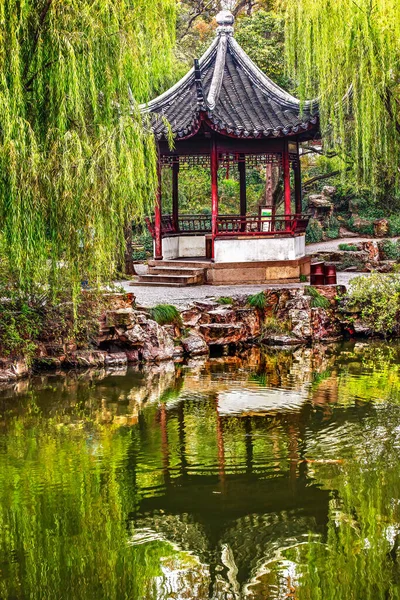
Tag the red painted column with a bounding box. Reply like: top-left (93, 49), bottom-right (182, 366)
top-left (211, 137), bottom-right (219, 260)
top-left (294, 141), bottom-right (303, 215)
top-left (154, 155), bottom-right (163, 260)
top-left (283, 140), bottom-right (292, 230)
top-left (172, 159), bottom-right (179, 233)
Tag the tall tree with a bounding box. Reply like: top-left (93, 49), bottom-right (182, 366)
top-left (0, 0), bottom-right (175, 295)
top-left (283, 0), bottom-right (400, 191)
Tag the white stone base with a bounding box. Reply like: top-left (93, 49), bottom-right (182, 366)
top-left (214, 235), bottom-right (305, 263)
top-left (158, 235), bottom-right (206, 260)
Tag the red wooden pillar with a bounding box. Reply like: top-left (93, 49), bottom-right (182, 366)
top-left (238, 153), bottom-right (247, 232)
top-left (283, 140), bottom-right (292, 229)
top-left (154, 155), bottom-right (163, 260)
top-left (172, 159), bottom-right (179, 233)
top-left (294, 141), bottom-right (303, 215)
top-left (211, 137), bottom-right (219, 260)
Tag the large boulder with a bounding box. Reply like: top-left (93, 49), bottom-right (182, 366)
top-left (374, 218), bottom-right (389, 237)
top-left (182, 333), bottom-right (209, 356)
top-left (140, 320), bottom-right (175, 362)
top-left (199, 323), bottom-right (243, 345)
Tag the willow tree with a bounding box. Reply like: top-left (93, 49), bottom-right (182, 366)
top-left (0, 0), bottom-right (175, 295)
top-left (283, 0), bottom-right (400, 191)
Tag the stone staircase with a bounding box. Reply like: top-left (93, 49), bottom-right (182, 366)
top-left (132, 260), bottom-right (208, 287)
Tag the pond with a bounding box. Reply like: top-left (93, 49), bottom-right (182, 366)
top-left (1, 342), bottom-right (400, 599)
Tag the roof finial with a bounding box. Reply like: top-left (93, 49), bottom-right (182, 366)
top-left (216, 10), bottom-right (234, 36)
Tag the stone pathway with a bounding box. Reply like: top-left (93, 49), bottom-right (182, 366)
top-left (118, 271), bottom-right (363, 309)
top-left (306, 236), bottom-right (399, 254)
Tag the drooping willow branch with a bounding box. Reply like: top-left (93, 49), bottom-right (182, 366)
top-left (0, 0), bottom-right (176, 297)
top-left (283, 0), bottom-right (400, 190)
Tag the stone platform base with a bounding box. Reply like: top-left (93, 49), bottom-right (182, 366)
top-left (205, 256), bottom-right (311, 285)
top-left (147, 256), bottom-right (311, 285)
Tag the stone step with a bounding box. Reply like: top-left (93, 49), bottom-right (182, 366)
top-left (135, 273), bottom-right (203, 285)
top-left (149, 266), bottom-right (205, 277)
top-left (130, 281), bottom-right (188, 288)
top-left (148, 259), bottom-right (210, 269)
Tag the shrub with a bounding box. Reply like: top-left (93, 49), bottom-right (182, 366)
top-left (325, 215), bottom-right (340, 239)
top-left (247, 291), bottom-right (267, 310)
top-left (305, 286), bottom-right (331, 309)
top-left (346, 272), bottom-right (400, 335)
top-left (306, 218), bottom-right (324, 244)
top-left (149, 304), bottom-right (182, 326)
top-left (338, 243), bottom-right (358, 252)
top-left (380, 240), bottom-right (400, 261)
top-left (300, 274), bottom-right (308, 282)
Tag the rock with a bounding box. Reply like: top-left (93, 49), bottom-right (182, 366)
top-left (192, 299), bottom-right (219, 311)
top-left (361, 241), bottom-right (379, 263)
top-left (322, 185), bottom-right (337, 197)
top-left (375, 261), bottom-right (396, 273)
top-left (0, 359), bottom-right (30, 382)
top-left (34, 356), bottom-right (65, 370)
top-left (308, 194), bottom-right (333, 208)
top-left (117, 324), bottom-right (145, 346)
top-left (352, 215), bottom-right (372, 231)
top-left (181, 307), bottom-right (202, 327)
top-left (290, 308), bottom-right (312, 339)
top-left (311, 307), bottom-right (342, 341)
top-left (206, 308), bottom-right (236, 324)
top-left (65, 350), bottom-right (107, 368)
top-left (101, 292), bottom-right (135, 309)
top-left (105, 352), bottom-right (128, 368)
top-left (199, 323), bottom-right (243, 345)
top-left (140, 320), bottom-right (175, 362)
top-left (235, 308), bottom-right (261, 338)
top-left (125, 350), bottom-right (140, 363)
top-left (352, 319), bottom-right (372, 336)
top-left (172, 345), bottom-right (185, 360)
top-left (182, 333), bottom-right (209, 356)
top-left (262, 334), bottom-right (303, 346)
top-left (374, 218), bottom-right (389, 237)
top-left (106, 307), bottom-right (136, 327)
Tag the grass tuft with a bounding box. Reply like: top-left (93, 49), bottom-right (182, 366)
top-left (149, 304), bottom-right (182, 326)
top-left (305, 286), bottom-right (331, 309)
top-left (247, 291), bottom-right (267, 311)
top-left (217, 297), bottom-right (234, 305)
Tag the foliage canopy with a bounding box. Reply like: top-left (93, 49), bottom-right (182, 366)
top-left (0, 0), bottom-right (175, 295)
top-left (283, 0), bottom-right (400, 190)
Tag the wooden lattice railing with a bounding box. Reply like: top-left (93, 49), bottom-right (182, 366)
top-left (145, 214), bottom-right (310, 237)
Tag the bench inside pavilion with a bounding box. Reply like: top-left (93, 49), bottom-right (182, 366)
top-left (141, 10), bottom-right (319, 286)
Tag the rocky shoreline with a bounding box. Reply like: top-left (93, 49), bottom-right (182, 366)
top-left (0, 285), bottom-right (379, 385)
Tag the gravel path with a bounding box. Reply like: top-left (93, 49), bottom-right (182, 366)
top-left (118, 272), bottom-right (362, 308)
top-left (306, 236), bottom-right (399, 254)
top-left (117, 237), bottom-right (388, 308)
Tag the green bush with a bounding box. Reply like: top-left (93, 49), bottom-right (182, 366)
top-left (325, 215), bottom-right (340, 239)
top-left (381, 240), bottom-right (400, 261)
top-left (149, 304), bottom-right (182, 326)
top-left (346, 272), bottom-right (400, 335)
top-left (338, 243), bottom-right (358, 252)
top-left (306, 218), bottom-right (324, 244)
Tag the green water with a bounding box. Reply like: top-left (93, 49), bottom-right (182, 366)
top-left (1, 342), bottom-right (400, 599)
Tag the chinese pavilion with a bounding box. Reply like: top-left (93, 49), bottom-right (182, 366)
top-left (141, 10), bottom-right (319, 285)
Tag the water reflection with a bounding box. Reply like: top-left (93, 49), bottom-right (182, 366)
top-left (1, 342), bottom-right (400, 598)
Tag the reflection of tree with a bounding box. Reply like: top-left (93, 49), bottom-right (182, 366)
top-left (3, 342), bottom-right (400, 598)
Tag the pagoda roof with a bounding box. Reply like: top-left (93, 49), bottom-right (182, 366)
top-left (141, 10), bottom-right (319, 141)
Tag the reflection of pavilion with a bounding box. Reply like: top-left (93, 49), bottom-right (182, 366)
top-left (127, 347), bottom-right (384, 597)
top-left (129, 351), bottom-right (335, 598)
